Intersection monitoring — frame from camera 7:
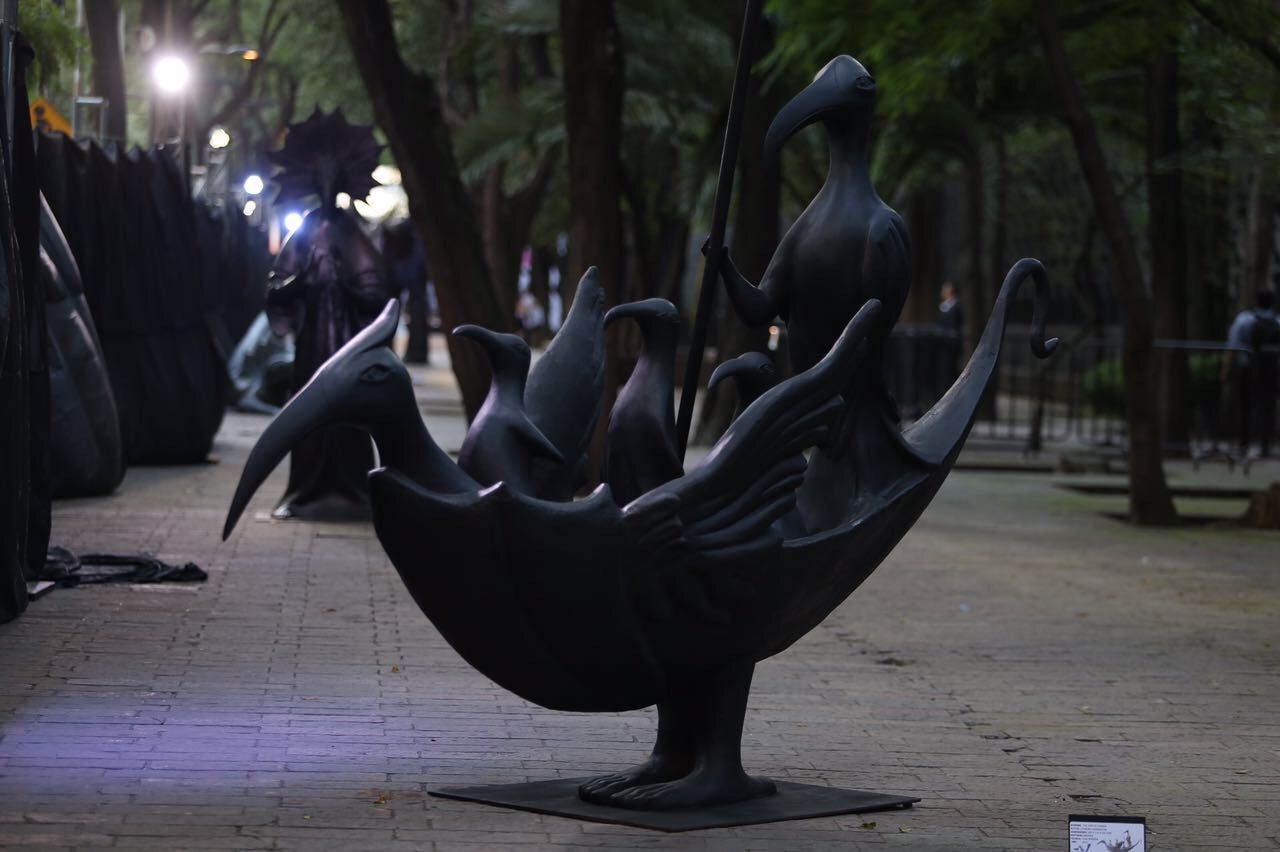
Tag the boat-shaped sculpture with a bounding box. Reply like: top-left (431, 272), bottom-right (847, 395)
top-left (224, 51), bottom-right (1057, 828)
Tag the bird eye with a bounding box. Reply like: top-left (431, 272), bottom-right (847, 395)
top-left (359, 364), bottom-right (392, 383)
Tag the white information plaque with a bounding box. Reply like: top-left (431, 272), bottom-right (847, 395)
top-left (1069, 814), bottom-right (1146, 851)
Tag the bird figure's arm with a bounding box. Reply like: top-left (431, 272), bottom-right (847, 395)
top-left (710, 242), bottom-right (789, 327)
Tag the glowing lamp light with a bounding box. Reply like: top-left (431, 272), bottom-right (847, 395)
top-left (283, 211), bottom-right (304, 233)
top-left (208, 127), bottom-right (231, 149)
top-left (335, 192), bottom-right (351, 209)
top-left (242, 200), bottom-right (257, 217)
top-left (372, 165), bottom-right (401, 185)
top-left (243, 174), bottom-right (265, 196)
top-left (152, 55), bottom-right (192, 95)
top-left (242, 49), bottom-right (260, 61)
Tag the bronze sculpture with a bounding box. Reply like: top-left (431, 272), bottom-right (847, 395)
top-left (225, 55), bottom-right (1057, 829)
top-left (264, 109), bottom-right (396, 520)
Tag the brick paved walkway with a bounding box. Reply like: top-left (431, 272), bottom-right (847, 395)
top-left (2, 367), bottom-right (1278, 850)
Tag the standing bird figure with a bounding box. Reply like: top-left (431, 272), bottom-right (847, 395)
top-left (601, 299), bottom-right (683, 506)
top-left (715, 55), bottom-right (921, 530)
top-left (454, 325), bottom-right (562, 496)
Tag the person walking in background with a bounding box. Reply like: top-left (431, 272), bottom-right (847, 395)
top-left (936, 280), bottom-right (964, 394)
top-left (1224, 290), bottom-right (1279, 457)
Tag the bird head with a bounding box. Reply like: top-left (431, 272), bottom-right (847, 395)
top-left (707, 351), bottom-right (777, 392)
top-left (764, 54), bottom-right (875, 163)
top-left (570, 266), bottom-right (606, 316)
top-left (223, 299), bottom-right (416, 539)
top-left (604, 298), bottom-right (680, 342)
top-left (453, 324), bottom-right (532, 386)
top-left (707, 351), bottom-right (779, 412)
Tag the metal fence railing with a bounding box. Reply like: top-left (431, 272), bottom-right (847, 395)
top-left (884, 326), bottom-right (1280, 464)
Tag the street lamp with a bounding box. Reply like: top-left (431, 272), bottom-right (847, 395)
top-left (283, 211), bottom-right (303, 233)
top-left (243, 174), bottom-right (264, 196)
top-left (150, 53), bottom-right (194, 198)
top-left (208, 126), bottom-right (231, 149)
top-left (152, 55), bottom-right (192, 96)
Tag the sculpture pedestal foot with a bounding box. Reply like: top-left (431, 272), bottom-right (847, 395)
top-left (272, 493), bottom-right (371, 522)
top-left (430, 778), bottom-right (917, 832)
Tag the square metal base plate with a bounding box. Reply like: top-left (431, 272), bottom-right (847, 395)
top-left (430, 777), bottom-right (918, 832)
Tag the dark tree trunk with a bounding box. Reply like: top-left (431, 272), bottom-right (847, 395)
top-left (1241, 172), bottom-right (1276, 312)
top-left (477, 34), bottom-right (557, 324)
top-left (1146, 31), bottom-right (1190, 450)
top-left (961, 144), bottom-right (984, 358)
top-left (694, 14), bottom-right (780, 444)
top-left (530, 244), bottom-right (552, 318)
top-left (1035, 0), bottom-right (1178, 525)
top-left (559, 0), bottom-right (625, 311)
top-left (1184, 109), bottom-right (1229, 339)
top-left (84, 0), bottom-right (127, 143)
top-left (977, 134), bottom-right (1011, 423)
top-left (480, 166), bottom-right (519, 321)
top-left (904, 186), bottom-right (945, 326)
top-left (560, 0), bottom-right (625, 473)
top-left (336, 0), bottom-right (507, 420)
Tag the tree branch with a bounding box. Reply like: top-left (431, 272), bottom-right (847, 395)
top-left (198, 0), bottom-right (286, 137)
top-left (1187, 0), bottom-right (1280, 73)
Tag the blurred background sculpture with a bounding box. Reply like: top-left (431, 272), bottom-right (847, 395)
top-left (264, 108), bottom-right (395, 520)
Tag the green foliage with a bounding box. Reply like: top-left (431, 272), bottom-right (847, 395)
top-left (1083, 353), bottom-right (1226, 416)
top-left (1082, 358), bottom-right (1126, 416)
top-left (1187, 353), bottom-right (1223, 407)
top-left (19, 0), bottom-right (82, 100)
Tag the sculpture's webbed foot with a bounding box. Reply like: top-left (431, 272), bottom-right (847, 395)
top-left (596, 766), bottom-right (775, 810)
top-left (578, 754), bottom-right (689, 804)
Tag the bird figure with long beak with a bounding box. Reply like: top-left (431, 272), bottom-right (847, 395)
top-left (713, 55), bottom-right (918, 529)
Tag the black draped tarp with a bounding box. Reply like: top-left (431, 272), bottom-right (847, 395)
top-left (37, 136), bottom-right (232, 464)
top-left (1, 32), bottom-right (51, 624)
top-left (198, 198), bottom-right (270, 347)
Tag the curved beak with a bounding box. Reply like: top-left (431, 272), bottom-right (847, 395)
top-left (222, 299), bottom-right (402, 540)
top-left (452, 323), bottom-right (502, 350)
top-left (764, 55), bottom-right (873, 163)
top-left (707, 352), bottom-right (772, 392)
top-left (707, 359), bottom-right (740, 393)
top-left (604, 298), bottom-right (679, 328)
top-left (223, 369), bottom-right (338, 540)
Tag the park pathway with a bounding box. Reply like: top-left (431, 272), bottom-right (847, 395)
top-left (1, 361), bottom-right (1278, 850)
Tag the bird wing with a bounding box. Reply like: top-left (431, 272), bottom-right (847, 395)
top-left (620, 300), bottom-right (881, 625)
top-left (862, 207), bottom-right (911, 322)
top-left (525, 268), bottom-right (606, 471)
top-left (514, 414), bottom-right (565, 464)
